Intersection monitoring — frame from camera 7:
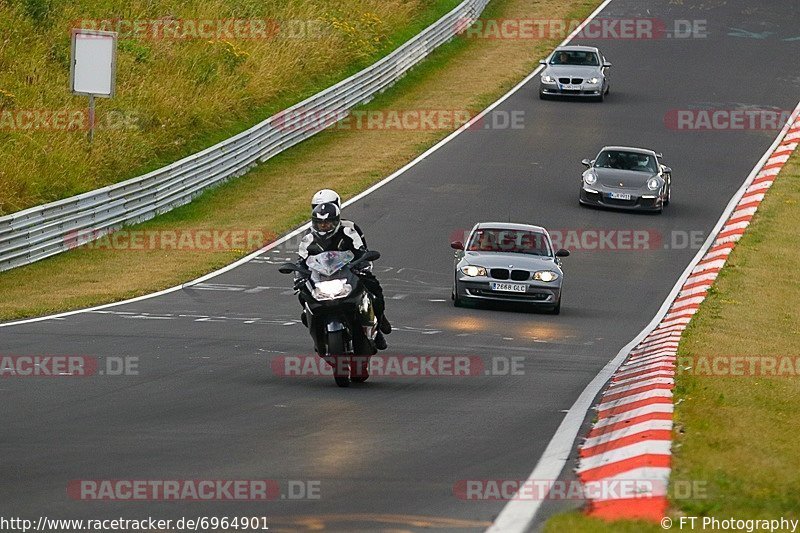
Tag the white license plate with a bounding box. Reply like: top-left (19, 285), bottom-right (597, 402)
top-left (562, 84), bottom-right (580, 90)
top-left (609, 192), bottom-right (632, 200)
top-left (490, 282), bottom-right (527, 293)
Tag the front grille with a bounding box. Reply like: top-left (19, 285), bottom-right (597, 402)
top-left (510, 270), bottom-right (530, 281)
top-left (468, 289), bottom-right (551, 301)
top-left (558, 77), bottom-right (571, 84)
top-left (490, 269), bottom-right (509, 280)
top-left (571, 78), bottom-right (583, 84)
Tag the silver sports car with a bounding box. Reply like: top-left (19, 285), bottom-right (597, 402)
top-left (451, 223), bottom-right (570, 314)
top-left (579, 146), bottom-right (672, 213)
top-left (538, 45), bottom-right (611, 101)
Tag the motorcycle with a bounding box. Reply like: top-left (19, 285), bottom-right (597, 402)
top-left (279, 250), bottom-right (381, 387)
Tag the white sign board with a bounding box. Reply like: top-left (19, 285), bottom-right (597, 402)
top-left (70, 29), bottom-right (117, 97)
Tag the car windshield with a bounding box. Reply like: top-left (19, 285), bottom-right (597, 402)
top-left (305, 251), bottom-right (354, 277)
top-left (466, 229), bottom-right (552, 256)
top-left (595, 150), bottom-right (657, 173)
top-left (550, 50), bottom-right (600, 66)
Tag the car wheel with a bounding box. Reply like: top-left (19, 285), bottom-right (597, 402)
top-left (539, 91), bottom-right (548, 100)
top-left (664, 183), bottom-right (671, 206)
top-left (453, 280), bottom-right (465, 307)
top-left (595, 91), bottom-right (605, 103)
top-left (605, 84), bottom-right (610, 95)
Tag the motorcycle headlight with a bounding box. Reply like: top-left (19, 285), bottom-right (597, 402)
top-left (583, 172), bottom-right (597, 185)
top-left (541, 75), bottom-right (555, 83)
top-left (533, 270), bottom-right (559, 282)
top-left (461, 265), bottom-right (487, 277)
top-left (312, 279), bottom-right (352, 300)
top-left (588, 77), bottom-right (600, 84)
top-left (647, 177), bottom-right (661, 191)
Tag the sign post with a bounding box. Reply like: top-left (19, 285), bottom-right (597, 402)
top-left (70, 29), bottom-right (117, 143)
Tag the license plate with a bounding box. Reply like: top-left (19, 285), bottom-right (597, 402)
top-left (609, 192), bottom-right (632, 200)
top-left (562, 84), bottom-right (580, 90)
top-left (490, 282), bottom-right (527, 293)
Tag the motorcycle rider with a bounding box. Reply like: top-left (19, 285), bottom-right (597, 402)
top-left (296, 202), bottom-right (391, 351)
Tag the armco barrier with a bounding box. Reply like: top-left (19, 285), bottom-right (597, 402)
top-left (0, 0), bottom-right (489, 272)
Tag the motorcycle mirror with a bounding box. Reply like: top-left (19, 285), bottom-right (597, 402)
top-left (278, 263), bottom-right (298, 274)
top-left (362, 250), bottom-right (380, 262)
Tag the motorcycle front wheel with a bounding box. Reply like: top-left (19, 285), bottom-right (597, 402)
top-left (327, 330), bottom-right (350, 388)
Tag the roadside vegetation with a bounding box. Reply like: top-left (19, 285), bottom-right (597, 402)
top-left (0, 0), bottom-right (599, 319)
top-left (545, 150), bottom-right (800, 531)
top-left (0, 0), bottom-right (460, 214)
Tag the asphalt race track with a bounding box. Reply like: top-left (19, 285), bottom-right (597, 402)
top-left (2, 1), bottom-right (799, 531)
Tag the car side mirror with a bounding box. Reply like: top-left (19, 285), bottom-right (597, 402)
top-left (581, 158), bottom-right (592, 167)
top-left (603, 62), bottom-right (612, 67)
top-left (539, 59), bottom-right (547, 65)
top-left (662, 166), bottom-right (672, 174)
top-left (451, 241), bottom-right (464, 250)
top-left (555, 249), bottom-right (570, 258)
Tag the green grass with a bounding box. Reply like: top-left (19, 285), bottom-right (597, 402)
top-left (0, 0), bottom-right (462, 214)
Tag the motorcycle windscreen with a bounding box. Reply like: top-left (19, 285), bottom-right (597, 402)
top-left (305, 251), bottom-right (355, 277)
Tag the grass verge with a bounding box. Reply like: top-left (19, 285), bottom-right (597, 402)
top-left (0, 0), bottom-right (600, 320)
top-left (544, 150), bottom-right (800, 532)
top-left (0, 0), bottom-right (461, 213)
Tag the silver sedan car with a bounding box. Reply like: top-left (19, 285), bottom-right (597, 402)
top-left (451, 223), bottom-right (570, 314)
top-left (538, 45), bottom-right (611, 101)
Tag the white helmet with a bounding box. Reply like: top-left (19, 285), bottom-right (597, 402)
top-left (311, 189), bottom-right (341, 208)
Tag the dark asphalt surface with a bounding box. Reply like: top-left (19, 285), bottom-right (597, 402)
top-left (2, 1), bottom-right (799, 531)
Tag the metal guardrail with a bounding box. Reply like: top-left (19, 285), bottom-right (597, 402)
top-left (0, 0), bottom-right (489, 272)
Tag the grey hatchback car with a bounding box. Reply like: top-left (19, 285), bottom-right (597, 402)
top-left (538, 45), bottom-right (611, 101)
top-left (451, 223), bottom-right (570, 314)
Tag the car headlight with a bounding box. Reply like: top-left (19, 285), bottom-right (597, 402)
top-left (461, 265), bottom-right (487, 277)
top-left (583, 172), bottom-right (597, 185)
top-left (588, 77), bottom-right (600, 84)
top-left (541, 75), bottom-right (555, 83)
top-left (533, 271), bottom-right (559, 282)
top-left (647, 177), bottom-right (661, 191)
top-left (312, 279), bottom-right (352, 300)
